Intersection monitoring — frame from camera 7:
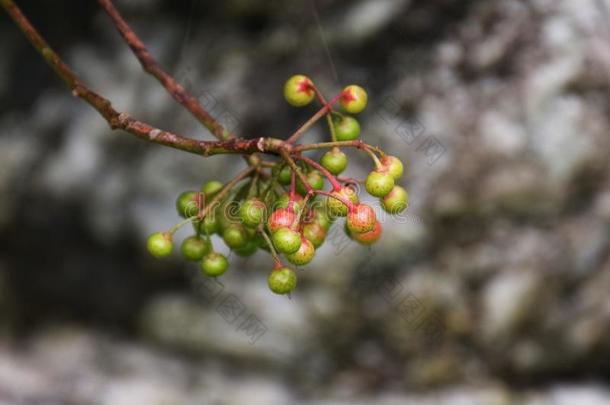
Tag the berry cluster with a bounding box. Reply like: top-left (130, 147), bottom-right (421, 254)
top-left (147, 75), bottom-right (409, 295)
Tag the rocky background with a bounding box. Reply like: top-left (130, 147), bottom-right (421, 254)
top-left (2, 0), bottom-right (610, 403)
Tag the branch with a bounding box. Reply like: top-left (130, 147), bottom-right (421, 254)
top-left (97, 0), bottom-right (232, 141)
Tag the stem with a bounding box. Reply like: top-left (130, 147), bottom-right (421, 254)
top-left (315, 190), bottom-right (355, 211)
top-left (257, 226), bottom-right (282, 267)
top-left (285, 92), bottom-right (343, 144)
top-left (98, 0), bottom-right (231, 141)
top-left (279, 149), bottom-right (313, 195)
top-left (0, 0), bottom-right (294, 158)
top-left (293, 140), bottom-right (383, 155)
top-left (199, 166), bottom-right (256, 219)
top-left (293, 155), bottom-right (342, 191)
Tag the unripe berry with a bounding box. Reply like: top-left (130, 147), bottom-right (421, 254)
top-left (268, 267), bottom-right (297, 295)
top-left (176, 191), bottom-right (199, 218)
top-left (275, 193), bottom-right (304, 214)
top-left (346, 204), bottom-right (377, 234)
top-left (146, 232), bottom-right (173, 258)
top-left (340, 85), bottom-right (367, 114)
top-left (239, 197), bottom-right (267, 228)
top-left (380, 155), bottom-right (404, 180)
top-left (321, 147), bottom-right (348, 175)
top-left (334, 116), bottom-right (361, 141)
top-left (286, 237), bottom-right (315, 266)
top-left (202, 181), bottom-right (223, 198)
top-left (276, 165), bottom-right (292, 185)
top-left (381, 185), bottom-right (409, 214)
top-left (351, 221), bottom-right (382, 245)
top-left (222, 224), bottom-right (249, 249)
top-left (234, 239), bottom-right (259, 257)
top-left (201, 252), bottom-right (229, 277)
top-left (198, 213), bottom-right (219, 235)
top-left (302, 223), bottom-right (326, 248)
top-left (272, 227), bottom-right (302, 254)
top-left (297, 170), bottom-right (324, 195)
top-left (365, 170), bottom-right (395, 198)
top-left (267, 208), bottom-right (297, 233)
top-left (283, 75), bottom-right (315, 107)
top-left (311, 207), bottom-right (334, 230)
top-left (326, 186), bottom-right (359, 217)
top-left (181, 235), bottom-right (211, 261)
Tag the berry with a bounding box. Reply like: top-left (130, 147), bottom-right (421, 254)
top-left (381, 155), bottom-right (404, 180)
top-left (340, 85), bottom-right (367, 114)
top-left (198, 213), bottom-right (219, 235)
top-left (297, 170), bottom-right (324, 195)
top-left (326, 186), bottom-right (359, 217)
top-left (268, 267), bottom-right (297, 295)
top-left (302, 223), bottom-right (326, 248)
top-left (365, 170), bottom-right (395, 197)
top-left (181, 235), bottom-right (211, 261)
top-left (381, 185), bottom-right (409, 214)
top-left (234, 239), bottom-right (259, 257)
top-left (346, 204), bottom-right (377, 234)
top-left (320, 147), bottom-right (348, 175)
top-left (222, 224), bottom-right (249, 249)
top-left (276, 165), bottom-right (292, 185)
top-left (286, 237), bottom-right (315, 266)
top-left (352, 221), bottom-right (382, 245)
top-left (276, 193), bottom-right (304, 214)
top-left (267, 208), bottom-right (297, 233)
top-left (240, 197), bottom-right (267, 228)
top-left (202, 181), bottom-right (223, 198)
top-left (334, 116), bottom-right (361, 141)
top-left (311, 207), bottom-right (333, 230)
top-left (272, 227), bottom-right (302, 254)
top-left (176, 191), bottom-right (199, 218)
top-left (283, 75), bottom-right (315, 107)
top-left (201, 252), bottom-right (229, 277)
top-left (146, 232), bottom-right (173, 258)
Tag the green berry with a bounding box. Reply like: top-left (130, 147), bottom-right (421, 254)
top-left (176, 191), bottom-right (199, 218)
top-left (326, 186), bottom-right (359, 217)
top-left (268, 267), bottom-right (297, 295)
top-left (340, 85), bottom-right (368, 114)
top-left (181, 235), bottom-right (211, 261)
top-left (272, 227), bottom-right (302, 254)
top-left (351, 221), bottom-right (382, 245)
top-left (201, 252), bottom-right (229, 277)
top-left (381, 185), bottom-right (409, 214)
top-left (365, 170), bottom-right (395, 198)
top-left (297, 170), bottom-right (324, 195)
top-left (302, 223), bottom-right (326, 248)
top-left (334, 116), bottom-right (361, 141)
top-left (286, 238), bottom-right (315, 266)
top-left (346, 204), bottom-right (377, 234)
top-left (276, 165), bottom-right (292, 185)
top-left (146, 232), bottom-right (173, 258)
top-left (381, 155), bottom-right (404, 180)
top-left (283, 75), bottom-right (315, 107)
top-left (311, 207), bottom-right (333, 230)
top-left (239, 197), bottom-right (267, 228)
top-left (198, 213), bottom-right (219, 235)
top-left (234, 239), bottom-right (259, 257)
top-left (321, 147), bottom-right (348, 175)
top-left (222, 224), bottom-right (249, 249)
top-left (202, 180), bottom-right (223, 198)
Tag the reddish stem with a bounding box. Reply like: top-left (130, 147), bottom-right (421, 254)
top-left (293, 155), bottom-right (342, 191)
top-left (285, 92), bottom-right (343, 144)
top-left (315, 190), bottom-right (355, 211)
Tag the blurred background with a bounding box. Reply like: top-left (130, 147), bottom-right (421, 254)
top-left (2, 0), bottom-right (610, 403)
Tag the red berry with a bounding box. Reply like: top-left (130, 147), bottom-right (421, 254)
top-left (286, 237), bottom-right (315, 266)
top-left (380, 155), bottom-right (404, 180)
top-left (340, 85), bottom-right (367, 114)
top-left (347, 204), bottom-right (377, 233)
top-left (351, 221), bottom-right (382, 245)
top-left (284, 75), bottom-right (315, 107)
top-left (267, 208), bottom-right (297, 233)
